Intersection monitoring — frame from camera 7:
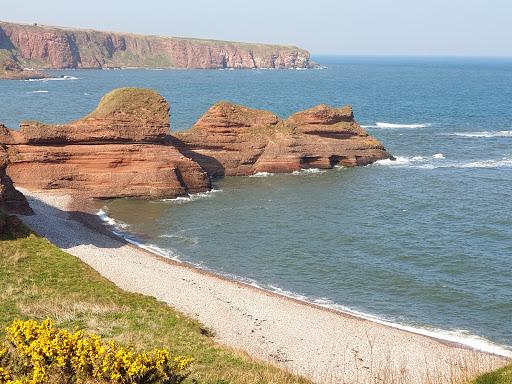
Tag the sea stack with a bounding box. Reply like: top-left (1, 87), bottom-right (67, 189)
top-left (4, 88), bottom-right (210, 199)
top-left (2, 88), bottom-right (392, 199)
top-left (174, 102), bottom-right (392, 176)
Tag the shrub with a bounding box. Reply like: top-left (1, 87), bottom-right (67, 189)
top-left (0, 319), bottom-right (193, 384)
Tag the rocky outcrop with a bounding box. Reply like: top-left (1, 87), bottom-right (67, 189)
top-left (2, 88), bottom-right (391, 201)
top-left (4, 88), bottom-right (210, 199)
top-left (0, 21), bottom-right (314, 70)
top-left (0, 59), bottom-right (48, 80)
top-left (174, 102), bottom-right (392, 176)
top-left (0, 126), bottom-right (31, 213)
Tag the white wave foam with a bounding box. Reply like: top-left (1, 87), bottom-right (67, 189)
top-left (452, 131), bottom-right (512, 138)
top-left (263, 285), bottom-right (512, 357)
top-left (97, 209), bottom-right (129, 230)
top-left (363, 122), bottom-right (431, 129)
top-left (25, 76), bottom-right (79, 82)
top-left (160, 232), bottom-right (199, 246)
top-left (292, 168), bottom-right (326, 175)
top-left (26, 90), bottom-right (48, 94)
top-left (455, 158), bottom-right (512, 169)
top-left (375, 154), bottom-right (512, 170)
top-left (250, 172), bottom-right (274, 178)
top-left (161, 189), bottom-right (222, 204)
top-left (97, 209), bottom-right (181, 261)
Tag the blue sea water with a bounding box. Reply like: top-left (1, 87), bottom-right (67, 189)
top-left (1, 56), bottom-right (511, 355)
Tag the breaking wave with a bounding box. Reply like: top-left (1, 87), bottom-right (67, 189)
top-left (26, 90), bottom-right (49, 94)
top-left (292, 168), bottom-right (326, 175)
top-left (160, 189), bottom-right (222, 204)
top-left (362, 122), bottom-right (432, 129)
top-left (375, 155), bottom-right (512, 169)
top-left (249, 172), bottom-right (274, 178)
top-left (96, 209), bottom-right (181, 261)
top-left (451, 131), bottom-right (512, 138)
top-left (25, 75), bottom-right (79, 82)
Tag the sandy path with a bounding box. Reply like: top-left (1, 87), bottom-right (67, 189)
top-left (19, 190), bottom-right (509, 384)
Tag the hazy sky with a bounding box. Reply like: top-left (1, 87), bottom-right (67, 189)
top-left (1, 0), bottom-right (511, 56)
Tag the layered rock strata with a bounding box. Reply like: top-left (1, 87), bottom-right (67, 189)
top-left (174, 102), bottom-right (392, 176)
top-left (4, 88), bottom-right (210, 199)
top-left (0, 125), bottom-right (31, 213)
top-left (0, 21), bottom-right (314, 70)
top-left (2, 88), bottom-right (392, 201)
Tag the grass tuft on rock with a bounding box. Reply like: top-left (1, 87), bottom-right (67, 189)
top-left (87, 87), bottom-right (169, 122)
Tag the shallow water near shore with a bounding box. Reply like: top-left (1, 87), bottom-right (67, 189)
top-left (1, 56), bottom-right (511, 355)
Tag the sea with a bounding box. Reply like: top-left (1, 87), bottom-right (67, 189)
top-left (1, 56), bottom-right (511, 356)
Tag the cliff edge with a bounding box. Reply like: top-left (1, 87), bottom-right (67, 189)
top-left (0, 21), bottom-right (315, 70)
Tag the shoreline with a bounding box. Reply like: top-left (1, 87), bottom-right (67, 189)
top-left (90, 194), bottom-right (512, 359)
top-left (19, 189), bottom-right (510, 383)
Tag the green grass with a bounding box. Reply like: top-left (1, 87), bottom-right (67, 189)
top-left (472, 364), bottom-right (512, 384)
top-left (0, 224), bottom-right (310, 384)
top-left (87, 87), bottom-right (169, 121)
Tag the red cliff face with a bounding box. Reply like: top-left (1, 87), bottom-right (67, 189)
top-left (0, 125), bottom-right (31, 214)
top-left (174, 103), bottom-right (392, 176)
top-left (0, 21), bottom-right (314, 70)
top-left (4, 89), bottom-right (210, 199)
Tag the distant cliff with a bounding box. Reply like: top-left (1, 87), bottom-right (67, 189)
top-left (0, 21), bottom-right (315, 70)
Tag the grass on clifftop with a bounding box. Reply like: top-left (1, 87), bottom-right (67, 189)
top-left (0, 224), bottom-right (310, 384)
top-left (87, 87), bottom-right (169, 121)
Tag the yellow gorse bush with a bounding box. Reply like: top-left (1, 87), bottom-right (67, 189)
top-left (0, 319), bottom-right (193, 384)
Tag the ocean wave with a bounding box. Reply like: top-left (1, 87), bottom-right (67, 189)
top-left (97, 209), bottom-right (181, 261)
top-left (160, 231), bottom-right (199, 246)
top-left (249, 172), bottom-right (274, 178)
top-left (25, 75), bottom-right (79, 82)
top-left (455, 158), bottom-right (512, 169)
top-left (292, 168), bottom-right (327, 175)
top-left (375, 155), bottom-right (512, 169)
top-left (160, 189), bottom-right (222, 204)
top-left (97, 209), bottom-right (130, 230)
top-left (26, 90), bottom-right (49, 94)
top-left (362, 122), bottom-right (432, 129)
top-left (452, 131), bottom-right (512, 138)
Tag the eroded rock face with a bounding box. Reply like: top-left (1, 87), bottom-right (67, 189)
top-left (4, 88), bottom-right (210, 199)
top-left (0, 129), bottom-right (32, 213)
top-left (174, 102), bottom-right (392, 176)
top-left (2, 88), bottom-right (392, 201)
top-left (0, 21), bottom-right (315, 70)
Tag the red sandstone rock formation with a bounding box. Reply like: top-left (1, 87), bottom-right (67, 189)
top-left (0, 125), bottom-right (31, 213)
top-left (174, 102), bottom-right (392, 176)
top-left (0, 21), bottom-right (314, 70)
top-left (4, 89), bottom-right (210, 199)
top-left (2, 88), bottom-right (392, 201)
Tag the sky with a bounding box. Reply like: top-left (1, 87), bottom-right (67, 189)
top-left (1, 0), bottom-right (511, 57)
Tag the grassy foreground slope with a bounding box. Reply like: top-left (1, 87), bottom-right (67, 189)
top-left (473, 365), bottom-right (512, 384)
top-left (0, 225), bottom-right (310, 384)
